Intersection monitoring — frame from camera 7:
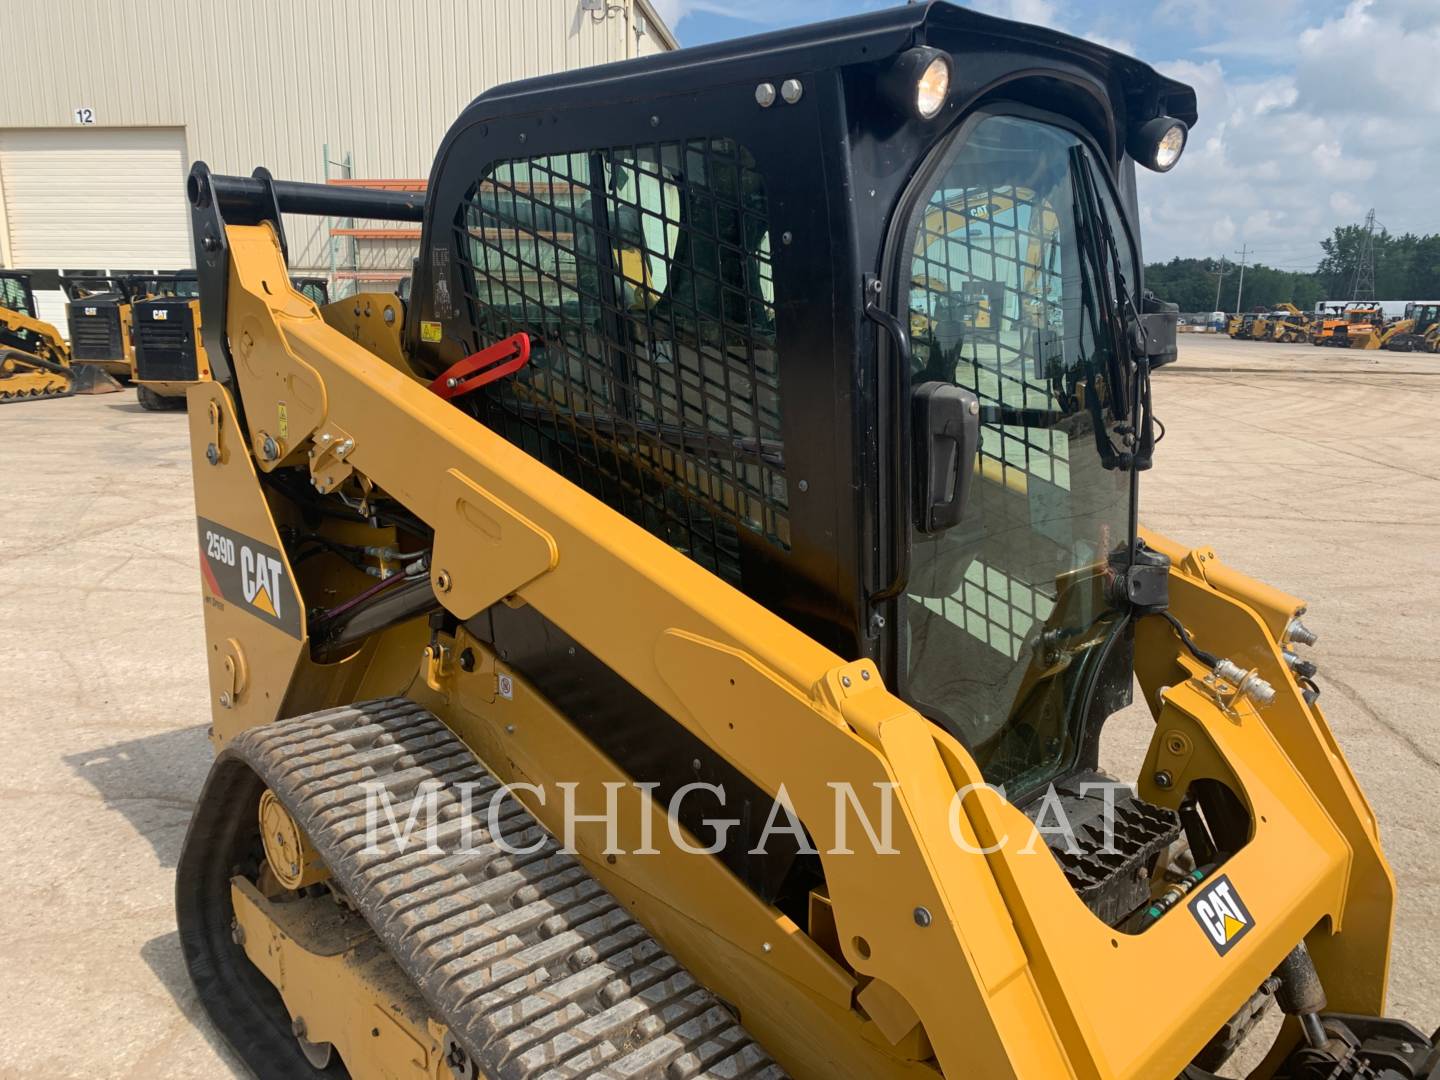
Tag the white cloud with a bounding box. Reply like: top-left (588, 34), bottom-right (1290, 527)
top-left (647, 0), bottom-right (688, 28)
top-left (1137, 0), bottom-right (1440, 263)
top-left (968, 0), bottom-right (1063, 29)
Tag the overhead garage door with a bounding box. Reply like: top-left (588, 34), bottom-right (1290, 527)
top-left (0, 127), bottom-right (191, 332)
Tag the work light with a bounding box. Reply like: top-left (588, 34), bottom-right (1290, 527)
top-left (915, 56), bottom-right (950, 119)
top-left (881, 46), bottom-right (952, 121)
top-left (1130, 116), bottom-right (1188, 172)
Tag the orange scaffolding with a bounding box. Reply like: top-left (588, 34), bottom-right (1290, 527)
top-left (327, 178), bottom-right (426, 286)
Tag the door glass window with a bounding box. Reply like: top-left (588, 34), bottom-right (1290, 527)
top-left (902, 114), bottom-right (1137, 794)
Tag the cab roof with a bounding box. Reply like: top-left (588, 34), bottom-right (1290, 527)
top-left (463, 1), bottom-right (1196, 129)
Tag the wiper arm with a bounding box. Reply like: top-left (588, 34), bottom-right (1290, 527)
top-left (1068, 149), bottom-right (1127, 470)
top-left (1070, 148), bottom-right (1132, 420)
top-left (1068, 147), bottom-right (1162, 473)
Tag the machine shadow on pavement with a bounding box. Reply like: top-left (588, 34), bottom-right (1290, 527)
top-left (62, 725), bottom-right (212, 868)
top-left (141, 931), bottom-right (248, 1077)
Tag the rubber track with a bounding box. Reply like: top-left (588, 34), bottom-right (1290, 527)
top-left (231, 697), bottom-right (787, 1080)
top-left (0, 381), bottom-right (75, 403)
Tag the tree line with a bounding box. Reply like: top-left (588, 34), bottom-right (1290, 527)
top-left (1144, 226), bottom-right (1440, 312)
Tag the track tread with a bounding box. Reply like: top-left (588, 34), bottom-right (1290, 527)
top-left (230, 697), bottom-right (783, 1080)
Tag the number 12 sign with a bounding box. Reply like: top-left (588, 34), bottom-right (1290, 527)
top-left (73, 107), bottom-right (96, 125)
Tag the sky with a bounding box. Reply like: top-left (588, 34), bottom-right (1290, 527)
top-left (646, 0), bottom-right (1440, 269)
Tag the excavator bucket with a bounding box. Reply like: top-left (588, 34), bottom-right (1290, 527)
top-left (69, 363), bottom-right (125, 395)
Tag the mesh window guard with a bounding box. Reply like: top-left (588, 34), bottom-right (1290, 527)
top-left (0, 277), bottom-right (28, 313)
top-left (908, 183), bottom-right (1069, 660)
top-left (453, 138), bottom-right (786, 586)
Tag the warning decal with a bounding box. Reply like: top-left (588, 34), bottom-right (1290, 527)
top-left (197, 517), bottom-right (302, 638)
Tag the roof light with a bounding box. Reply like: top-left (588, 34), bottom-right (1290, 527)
top-left (880, 46), bottom-right (952, 122)
top-left (916, 56), bottom-right (950, 119)
top-left (1130, 116), bottom-right (1188, 173)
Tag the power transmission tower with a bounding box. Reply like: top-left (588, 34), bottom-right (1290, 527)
top-left (1211, 257), bottom-right (1230, 312)
top-left (1348, 208), bottom-right (1378, 301)
top-left (1234, 244), bottom-right (1251, 312)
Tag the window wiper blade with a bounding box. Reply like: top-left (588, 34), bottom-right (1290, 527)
top-left (1074, 151), bottom-right (1161, 472)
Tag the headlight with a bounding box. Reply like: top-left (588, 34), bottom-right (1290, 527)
top-left (880, 46), bottom-right (952, 121)
top-left (1129, 116), bottom-right (1188, 173)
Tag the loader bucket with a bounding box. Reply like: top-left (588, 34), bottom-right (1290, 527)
top-left (70, 364), bottom-right (124, 394)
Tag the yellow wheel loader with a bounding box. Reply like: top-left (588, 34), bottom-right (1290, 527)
top-left (174, 6), bottom-right (1437, 1079)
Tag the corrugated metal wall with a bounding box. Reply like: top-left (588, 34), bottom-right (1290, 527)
top-left (0, 0), bottom-right (675, 275)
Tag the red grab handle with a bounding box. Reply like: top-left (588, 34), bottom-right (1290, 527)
top-left (429, 332), bottom-right (533, 400)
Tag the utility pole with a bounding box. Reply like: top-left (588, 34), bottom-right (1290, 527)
top-left (1211, 257), bottom-right (1230, 312)
top-left (1233, 244), bottom-right (1251, 312)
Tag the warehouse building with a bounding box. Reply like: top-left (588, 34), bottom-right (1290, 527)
top-left (0, 0), bottom-right (675, 328)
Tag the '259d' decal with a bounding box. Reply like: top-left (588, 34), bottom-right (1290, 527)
top-left (197, 517), bottom-right (302, 638)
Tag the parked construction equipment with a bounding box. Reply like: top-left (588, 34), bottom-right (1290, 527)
top-left (1382, 302), bottom-right (1440, 352)
top-left (172, 6), bottom-right (1436, 1079)
top-left (63, 270), bottom-right (198, 382)
top-left (1, 269), bottom-right (123, 402)
top-left (1265, 304), bottom-right (1309, 343)
top-left (1310, 302), bottom-right (1383, 347)
top-left (131, 271), bottom-right (205, 410)
top-left (130, 274), bottom-right (332, 410)
top-left (63, 273), bottom-right (138, 381)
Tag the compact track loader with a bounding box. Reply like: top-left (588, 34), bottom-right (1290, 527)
top-left (291, 276), bottom-right (331, 306)
top-left (63, 272), bottom-right (138, 380)
top-left (131, 270), bottom-right (206, 410)
top-left (175, 5), bottom-right (1437, 1079)
top-left (132, 274), bottom-right (328, 410)
top-left (1, 269), bottom-right (75, 402)
top-left (1382, 303), bottom-right (1440, 352)
top-left (0, 269), bottom-right (122, 401)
